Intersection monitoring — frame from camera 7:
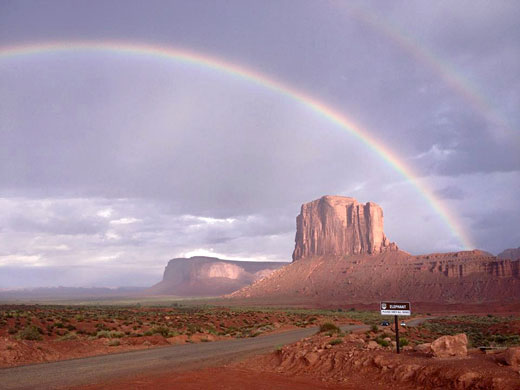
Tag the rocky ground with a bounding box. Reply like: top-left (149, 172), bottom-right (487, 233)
top-left (256, 330), bottom-right (520, 389)
top-left (71, 328), bottom-right (520, 390)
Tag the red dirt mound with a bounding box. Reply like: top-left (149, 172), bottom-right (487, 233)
top-left (230, 250), bottom-right (520, 306)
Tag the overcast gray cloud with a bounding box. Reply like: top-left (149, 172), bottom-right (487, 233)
top-left (0, 0), bottom-right (518, 287)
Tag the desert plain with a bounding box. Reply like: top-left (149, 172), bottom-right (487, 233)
top-left (1, 300), bottom-right (520, 389)
top-left (1, 196), bottom-right (520, 389)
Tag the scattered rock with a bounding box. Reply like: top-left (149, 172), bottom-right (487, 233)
top-left (504, 347), bottom-right (520, 370)
top-left (269, 331), bottom-right (520, 390)
top-left (430, 334), bottom-right (468, 358)
top-left (303, 352), bottom-right (319, 365)
top-left (456, 371), bottom-right (481, 388)
top-left (414, 343), bottom-right (432, 354)
top-left (393, 364), bottom-right (421, 381)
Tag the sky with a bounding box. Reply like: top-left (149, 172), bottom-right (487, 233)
top-left (1, 0), bottom-right (519, 288)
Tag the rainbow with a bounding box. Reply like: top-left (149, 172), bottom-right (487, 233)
top-left (344, 3), bottom-right (513, 134)
top-left (0, 41), bottom-right (474, 249)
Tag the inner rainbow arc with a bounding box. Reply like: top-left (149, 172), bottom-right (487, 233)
top-left (0, 40), bottom-right (474, 250)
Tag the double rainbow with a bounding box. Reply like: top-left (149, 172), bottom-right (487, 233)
top-left (0, 41), bottom-right (474, 249)
top-left (344, 3), bottom-right (512, 134)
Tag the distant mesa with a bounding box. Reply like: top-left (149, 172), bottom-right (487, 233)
top-left (498, 247), bottom-right (520, 261)
top-left (146, 256), bottom-right (287, 297)
top-left (292, 195), bottom-right (397, 261)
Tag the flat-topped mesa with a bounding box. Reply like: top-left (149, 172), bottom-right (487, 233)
top-left (292, 195), bottom-right (398, 261)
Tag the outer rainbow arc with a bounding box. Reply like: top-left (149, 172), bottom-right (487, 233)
top-left (0, 40), bottom-right (474, 250)
top-left (344, 4), bottom-right (512, 134)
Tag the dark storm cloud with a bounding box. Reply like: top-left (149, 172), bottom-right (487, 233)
top-left (435, 186), bottom-right (466, 200)
top-left (1, 1), bottom-right (519, 286)
top-left (469, 210), bottom-right (520, 256)
top-left (411, 110), bottom-right (520, 176)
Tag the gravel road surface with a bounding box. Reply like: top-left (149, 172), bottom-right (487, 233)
top-left (0, 325), bottom-right (367, 390)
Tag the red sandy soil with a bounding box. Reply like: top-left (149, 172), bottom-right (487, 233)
top-left (72, 330), bottom-right (520, 390)
top-left (0, 305), bottom-right (357, 367)
top-left (72, 366), bottom-right (405, 390)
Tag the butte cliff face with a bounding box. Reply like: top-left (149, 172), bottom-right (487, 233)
top-left (292, 196), bottom-right (397, 261)
top-left (230, 196), bottom-right (520, 305)
top-left (146, 256), bottom-right (287, 297)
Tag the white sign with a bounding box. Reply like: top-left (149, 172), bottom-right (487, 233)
top-left (380, 301), bottom-right (411, 316)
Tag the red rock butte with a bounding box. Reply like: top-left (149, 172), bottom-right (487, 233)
top-left (230, 195), bottom-right (520, 306)
top-left (292, 196), bottom-right (397, 261)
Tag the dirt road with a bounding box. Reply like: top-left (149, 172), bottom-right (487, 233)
top-left (0, 325), bottom-right (367, 390)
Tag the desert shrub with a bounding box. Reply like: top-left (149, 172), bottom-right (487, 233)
top-left (58, 332), bottom-right (78, 341)
top-left (376, 338), bottom-right (390, 347)
top-left (151, 326), bottom-right (170, 337)
top-left (400, 337), bottom-right (409, 346)
top-left (96, 330), bottom-right (111, 339)
top-left (8, 328), bottom-right (17, 335)
top-left (186, 324), bottom-right (199, 335)
top-left (19, 325), bottom-right (42, 341)
top-left (95, 323), bottom-right (108, 331)
top-left (421, 315), bottom-right (520, 347)
top-left (370, 324), bottom-right (379, 332)
top-left (329, 338), bottom-right (343, 346)
top-left (206, 326), bottom-right (217, 335)
top-left (108, 339), bottom-right (120, 346)
top-left (319, 322), bottom-right (340, 333)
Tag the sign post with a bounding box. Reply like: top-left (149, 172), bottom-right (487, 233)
top-left (380, 301), bottom-right (411, 354)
